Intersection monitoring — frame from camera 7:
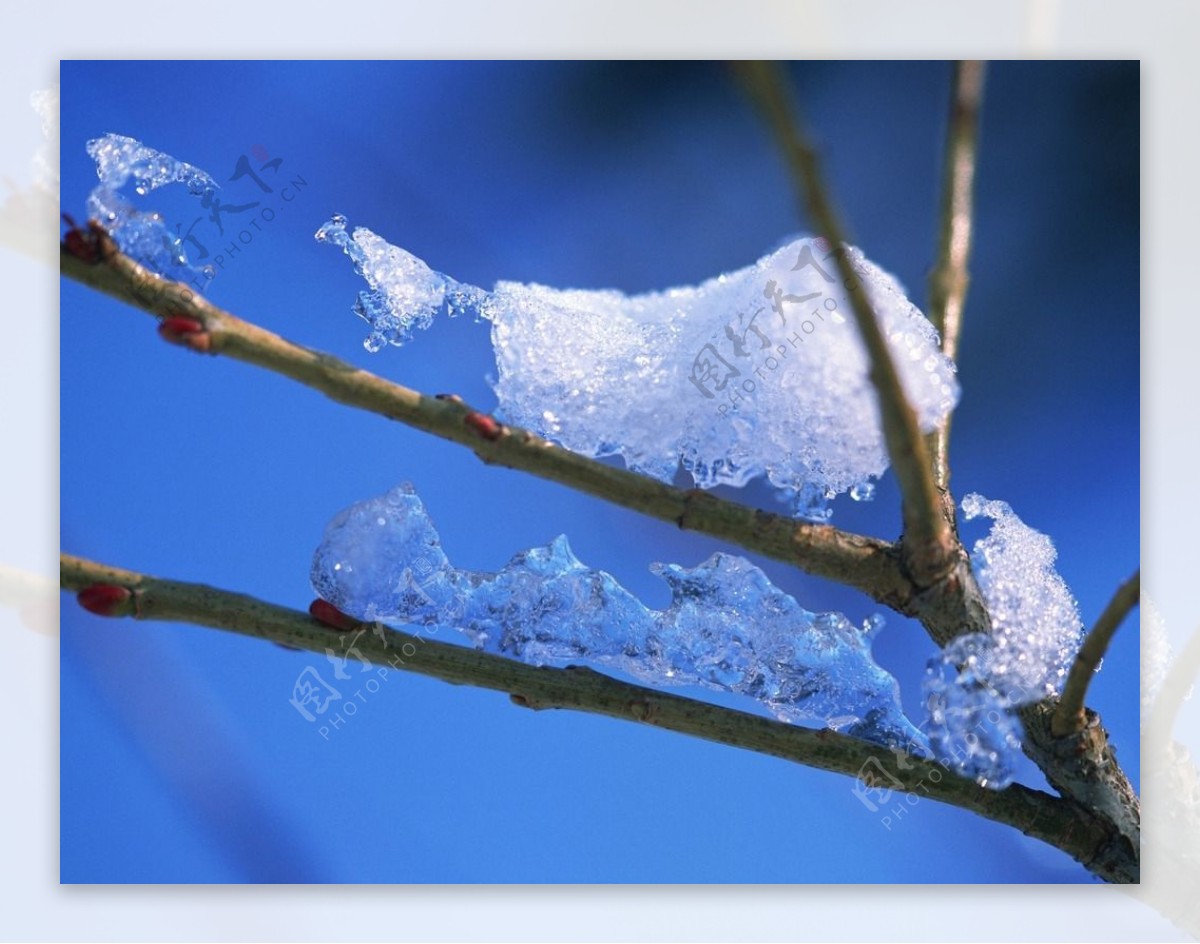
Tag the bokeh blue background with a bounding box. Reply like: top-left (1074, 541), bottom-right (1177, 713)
top-left (60, 61), bottom-right (1139, 883)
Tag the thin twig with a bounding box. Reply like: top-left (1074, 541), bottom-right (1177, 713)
top-left (1053, 570), bottom-right (1141, 737)
top-left (928, 60), bottom-right (986, 490)
top-left (60, 550), bottom-right (1129, 880)
top-left (733, 61), bottom-right (952, 586)
top-left (60, 234), bottom-right (912, 609)
top-left (929, 60), bottom-right (985, 363)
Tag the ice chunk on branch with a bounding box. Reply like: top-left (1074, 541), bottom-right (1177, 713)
top-left (923, 494), bottom-right (1086, 788)
top-left (311, 483), bottom-right (926, 752)
top-left (316, 216), bottom-right (959, 520)
top-left (86, 133), bottom-right (219, 285)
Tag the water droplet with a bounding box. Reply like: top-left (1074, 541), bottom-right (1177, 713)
top-left (849, 481), bottom-right (876, 502)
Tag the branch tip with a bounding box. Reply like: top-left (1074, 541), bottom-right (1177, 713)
top-left (1052, 570), bottom-right (1140, 737)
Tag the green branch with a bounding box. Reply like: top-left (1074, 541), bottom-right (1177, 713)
top-left (61, 550), bottom-right (1132, 881)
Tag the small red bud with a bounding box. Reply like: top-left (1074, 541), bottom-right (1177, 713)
top-left (158, 315), bottom-right (212, 353)
top-left (77, 584), bottom-right (133, 617)
top-left (464, 411), bottom-right (503, 441)
top-left (61, 213), bottom-right (103, 264)
top-left (309, 599), bottom-right (357, 631)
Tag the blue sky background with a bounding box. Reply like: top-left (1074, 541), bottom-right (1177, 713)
top-left (59, 60), bottom-right (1139, 883)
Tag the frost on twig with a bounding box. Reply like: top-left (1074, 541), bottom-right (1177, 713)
top-left (923, 494), bottom-right (1085, 788)
top-left (311, 483), bottom-right (927, 752)
top-left (316, 215), bottom-right (959, 521)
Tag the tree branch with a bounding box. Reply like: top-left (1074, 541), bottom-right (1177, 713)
top-left (928, 60), bottom-right (986, 491)
top-left (1053, 570), bottom-right (1140, 737)
top-left (929, 60), bottom-right (985, 365)
top-left (733, 61), bottom-right (952, 586)
top-left (60, 550), bottom-right (1134, 881)
top-left (60, 233), bottom-right (909, 608)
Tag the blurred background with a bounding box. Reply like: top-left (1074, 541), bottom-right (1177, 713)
top-left (59, 60), bottom-right (1139, 883)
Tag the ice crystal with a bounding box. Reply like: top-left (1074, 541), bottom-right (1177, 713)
top-left (311, 483), bottom-right (927, 752)
top-left (960, 493), bottom-right (1085, 702)
top-left (923, 634), bottom-right (1024, 789)
top-left (85, 133), bottom-right (219, 285)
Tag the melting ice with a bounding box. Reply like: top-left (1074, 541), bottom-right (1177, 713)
top-left (311, 483), bottom-right (927, 752)
top-left (315, 215), bottom-right (959, 520)
top-left (86, 133), bottom-right (219, 285)
top-left (923, 494), bottom-right (1085, 788)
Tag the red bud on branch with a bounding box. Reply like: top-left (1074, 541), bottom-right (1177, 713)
top-left (77, 584), bottom-right (134, 617)
top-left (158, 315), bottom-right (212, 353)
top-left (464, 411), bottom-right (503, 441)
top-left (61, 214), bottom-right (105, 264)
top-left (309, 599), bottom-right (357, 631)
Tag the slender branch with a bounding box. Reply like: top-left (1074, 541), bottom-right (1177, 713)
top-left (1053, 570), bottom-right (1140, 736)
top-left (929, 60), bottom-right (985, 363)
top-left (733, 61), bottom-right (952, 586)
top-left (60, 550), bottom-right (1132, 881)
top-left (60, 233), bottom-right (910, 609)
top-left (928, 60), bottom-right (986, 490)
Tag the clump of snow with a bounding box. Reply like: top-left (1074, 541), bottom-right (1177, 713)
top-left (923, 494), bottom-right (1086, 788)
top-left (960, 493), bottom-right (1085, 702)
top-left (312, 482), bottom-right (927, 752)
top-left (316, 215), bottom-right (959, 520)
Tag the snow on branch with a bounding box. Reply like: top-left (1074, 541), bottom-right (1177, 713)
top-left (315, 216), bottom-right (958, 523)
